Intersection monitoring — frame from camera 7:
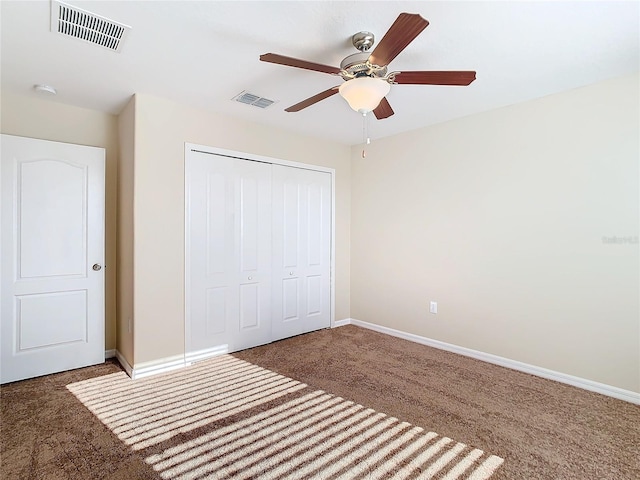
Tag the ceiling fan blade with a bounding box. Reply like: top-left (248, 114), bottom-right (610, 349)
top-left (260, 53), bottom-right (341, 75)
top-left (373, 97), bottom-right (394, 119)
top-left (393, 71), bottom-right (477, 86)
top-left (285, 87), bottom-right (340, 112)
top-left (368, 13), bottom-right (429, 67)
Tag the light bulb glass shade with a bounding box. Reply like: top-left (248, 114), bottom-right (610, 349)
top-left (338, 77), bottom-right (390, 113)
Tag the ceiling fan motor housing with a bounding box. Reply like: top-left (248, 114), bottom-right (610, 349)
top-left (340, 51), bottom-right (388, 80)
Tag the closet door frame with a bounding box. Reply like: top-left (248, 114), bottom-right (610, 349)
top-left (184, 143), bottom-right (336, 360)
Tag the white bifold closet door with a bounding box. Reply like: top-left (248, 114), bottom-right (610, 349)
top-left (271, 165), bottom-right (331, 341)
top-left (186, 151), bottom-right (331, 355)
top-left (187, 153), bottom-right (273, 353)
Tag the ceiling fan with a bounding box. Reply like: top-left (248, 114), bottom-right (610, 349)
top-left (260, 12), bottom-right (476, 119)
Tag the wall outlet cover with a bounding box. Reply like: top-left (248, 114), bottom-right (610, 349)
top-left (430, 301), bottom-right (438, 314)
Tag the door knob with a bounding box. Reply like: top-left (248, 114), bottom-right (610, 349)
top-left (289, 272), bottom-right (294, 275)
top-left (248, 276), bottom-right (253, 280)
top-left (92, 264), bottom-right (102, 271)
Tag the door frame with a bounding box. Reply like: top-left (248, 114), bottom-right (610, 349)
top-left (184, 143), bottom-right (336, 362)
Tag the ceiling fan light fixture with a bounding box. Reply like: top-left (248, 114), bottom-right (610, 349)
top-left (338, 77), bottom-right (390, 113)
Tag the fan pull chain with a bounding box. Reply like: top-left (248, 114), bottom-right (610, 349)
top-left (362, 112), bottom-right (370, 158)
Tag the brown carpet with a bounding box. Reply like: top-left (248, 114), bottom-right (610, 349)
top-left (1, 325), bottom-right (639, 479)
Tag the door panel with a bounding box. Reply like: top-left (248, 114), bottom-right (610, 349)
top-left (303, 170), bottom-right (331, 332)
top-left (239, 176), bottom-right (259, 272)
top-left (17, 290), bottom-right (87, 350)
top-left (205, 287), bottom-right (227, 336)
top-left (282, 277), bottom-right (299, 321)
top-left (272, 166), bottom-right (331, 340)
top-left (283, 182), bottom-right (300, 269)
top-left (19, 160), bottom-right (87, 278)
top-left (1, 134), bottom-right (105, 384)
top-left (239, 283), bottom-right (259, 329)
top-left (187, 160), bottom-right (236, 353)
top-left (186, 153), bottom-right (271, 355)
top-left (234, 160), bottom-right (271, 350)
top-left (205, 173), bottom-right (227, 277)
top-left (306, 183), bottom-right (322, 266)
top-left (306, 275), bottom-right (322, 316)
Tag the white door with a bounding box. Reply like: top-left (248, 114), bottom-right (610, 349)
top-left (186, 153), bottom-right (272, 355)
top-left (272, 165), bottom-right (331, 341)
top-left (1, 134), bottom-right (105, 384)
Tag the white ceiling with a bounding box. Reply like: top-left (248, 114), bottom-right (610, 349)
top-left (1, 1), bottom-right (638, 146)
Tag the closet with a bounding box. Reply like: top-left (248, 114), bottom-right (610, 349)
top-left (185, 146), bottom-right (332, 357)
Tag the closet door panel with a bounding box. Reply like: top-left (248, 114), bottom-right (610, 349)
top-left (306, 275), bottom-right (322, 316)
top-left (186, 154), bottom-right (237, 354)
top-left (205, 287), bottom-right (227, 335)
top-left (272, 168), bottom-right (302, 339)
top-left (282, 278), bottom-right (299, 321)
top-left (280, 180), bottom-right (302, 326)
top-left (272, 166), bottom-right (331, 340)
top-left (301, 168), bottom-right (332, 332)
top-left (229, 159), bottom-right (272, 351)
top-left (186, 154), bottom-right (271, 355)
top-left (205, 173), bottom-right (227, 276)
top-left (239, 177), bottom-right (259, 271)
top-left (306, 183), bottom-right (323, 266)
top-left (239, 284), bottom-right (259, 328)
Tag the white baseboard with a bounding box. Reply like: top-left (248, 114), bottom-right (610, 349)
top-left (339, 318), bottom-right (640, 405)
top-left (112, 346), bottom-right (228, 380)
top-left (184, 345), bottom-right (228, 364)
top-left (104, 349), bottom-right (116, 359)
top-left (114, 350), bottom-right (133, 377)
top-left (332, 318), bottom-right (352, 328)
top-left (130, 353), bottom-right (186, 380)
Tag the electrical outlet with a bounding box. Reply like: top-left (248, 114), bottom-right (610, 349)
top-left (430, 301), bottom-right (438, 314)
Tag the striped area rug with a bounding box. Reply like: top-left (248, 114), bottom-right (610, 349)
top-left (67, 355), bottom-right (503, 479)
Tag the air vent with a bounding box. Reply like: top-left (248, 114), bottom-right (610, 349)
top-left (50, 0), bottom-right (131, 53)
top-left (232, 91), bottom-right (276, 109)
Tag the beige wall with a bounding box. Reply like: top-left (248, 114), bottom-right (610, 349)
top-left (0, 92), bottom-right (119, 351)
top-left (132, 94), bottom-right (351, 364)
top-left (116, 96), bottom-right (135, 365)
top-left (5, 75), bottom-right (635, 392)
top-left (350, 73), bottom-right (640, 392)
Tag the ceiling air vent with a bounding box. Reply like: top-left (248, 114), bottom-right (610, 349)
top-left (50, 0), bottom-right (131, 53)
top-left (233, 91), bottom-right (276, 109)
